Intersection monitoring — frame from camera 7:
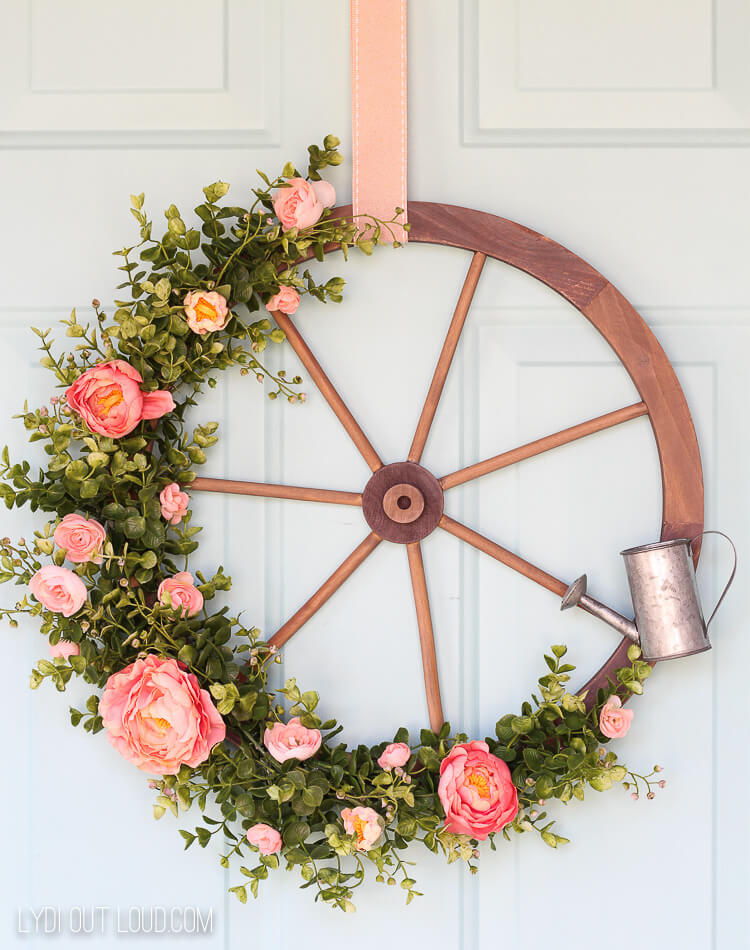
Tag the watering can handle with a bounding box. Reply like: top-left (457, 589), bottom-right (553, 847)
top-left (689, 530), bottom-right (737, 631)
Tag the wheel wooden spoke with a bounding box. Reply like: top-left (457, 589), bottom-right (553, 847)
top-left (440, 402), bottom-right (648, 490)
top-left (268, 533), bottom-right (381, 650)
top-left (408, 252), bottom-right (486, 463)
top-left (439, 515), bottom-right (567, 598)
top-left (191, 476), bottom-right (362, 506)
top-left (406, 542), bottom-right (444, 732)
top-left (272, 309), bottom-right (382, 472)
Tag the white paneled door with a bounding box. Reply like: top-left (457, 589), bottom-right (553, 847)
top-left (2, 2), bottom-right (748, 948)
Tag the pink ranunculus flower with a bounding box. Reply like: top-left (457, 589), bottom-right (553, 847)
top-left (265, 285), bottom-right (300, 315)
top-left (49, 639), bottom-right (81, 660)
top-left (53, 513), bottom-right (106, 564)
top-left (263, 716), bottom-right (322, 763)
top-left (66, 360), bottom-right (174, 438)
top-left (599, 695), bottom-right (634, 739)
top-left (341, 806), bottom-right (384, 852)
top-left (272, 177), bottom-right (336, 232)
top-left (437, 740), bottom-right (519, 840)
top-left (159, 482), bottom-right (189, 526)
top-left (29, 565), bottom-right (87, 617)
top-left (157, 572), bottom-right (203, 617)
top-left (246, 823), bottom-right (282, 856)
top-left (99, 654), bottom-right (226, 775)
top-left (377, 742), bottom-right (411, 770)
top-left (183, 290), bottom-right (230, 335)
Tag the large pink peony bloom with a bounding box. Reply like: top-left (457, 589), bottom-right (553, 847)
top-left (53, 513), bottom-right (106, 563)
top-left (272, 178), bottom-right (336, 232)
top-left (341, 806), bottom-right (384, 851)
top-left (599, 695), bottom-right (634, 739)
top-left (246, 823), bottom-right (282, 855)
top-left (263, 716), bottom-right (321, 762)
top-left (159, 482), bottom-right (189, 526)
top-left (183, 291), bottom-right (230, 335)
top-left (66, 360), bottom-right (174, 438)
top-left (99, 654), bottom-right (225, 774)
top-left (265, 285), bottom-right (300, 315)
top-left (377, 742), bottom-right (411, 770)
top-left (29, 565), bottom-right (87, 617)
top-left (437, 740), bottom-right (518, 840)
top-left (157, 572), bottom-right (203, 617)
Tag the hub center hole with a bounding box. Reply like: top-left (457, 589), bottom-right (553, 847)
top-left (397, 496), bottom-right (411, 510)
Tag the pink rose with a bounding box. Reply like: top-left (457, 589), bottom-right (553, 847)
top-left (53, 513), bottom-right (106, 564)
top-left (246, 823), bottom-right (282, 856)
top-left (265, 285), bottom-right (300, 315)
top-left (183, 291), bottom-right (230, 335)
top-left (49, 639), bottom-right (81, 660)
top-left (377, 742), bottom-right (411, 770)
top-left (159, 483), bottom-right (189, 526)
top-left (341, 806), bottom-right (384, 851)
top-left (157, 572), bottom-right (203, 617)
top-left (29, 565), bottom-right (87, 617)
top-left (66, 360), bottom-right (174, 438)
top-left (272, 177), bottom-right (336, 232)
top-left (99, 654), bottom-right (225, 774)
top-left (263, 716), bottom-right (322, 762)
top-left (437, 740), bottom-right (519, 840)
top-left (599, 695), bottom-right (634, 739)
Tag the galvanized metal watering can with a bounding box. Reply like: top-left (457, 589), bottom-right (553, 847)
top-left (561, 531), bottom-right (737, 660)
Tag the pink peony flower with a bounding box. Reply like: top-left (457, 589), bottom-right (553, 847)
top-left (272, 178), bottom-right (336, 232)
top-left (341, 806), bottom-right (384, 851)
top-left (159, 483), bottom-right (189, 526)
top-left (99, 654), bottom-right (225, 774)
top-left (29, 565), bottom-right (87, 617)
top-left (66, 360), bottom-right (174, 438)
top-left (53, 513), bottom-right (106, 564)
top-left (599, 695), bottom-right (634, 739)
top-left (266, 285), bottom-right (300, 315)
top-left (157, 572), bottom-right (203, 617)
top-left (437, 740), bottom-right (518, 840)
top-left (49, 639), bottom-right (81, 660)
top-left (246, 823), bottom-right (282, 855)
top-left (183, 290), bottom-right (230, 335)
top-left (263, 716), bottom-right (321, 762)
top-left (378, 742), bottom-right (411, 770)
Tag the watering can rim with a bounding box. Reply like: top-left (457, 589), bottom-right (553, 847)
top-left (620, 538), bottom-right (691, 557)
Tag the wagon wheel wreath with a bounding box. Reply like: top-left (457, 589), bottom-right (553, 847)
top-left (0, 138), bottom-right (690, 912)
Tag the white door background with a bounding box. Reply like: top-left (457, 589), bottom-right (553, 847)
top-left (2, 2), bottom-right (748, 948)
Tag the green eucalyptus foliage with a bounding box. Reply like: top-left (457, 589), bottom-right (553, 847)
top-left (0, 141), bottom-right (660, 912)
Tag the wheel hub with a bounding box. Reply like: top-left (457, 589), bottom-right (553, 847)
top-left (362, 461), bottom-right (443, 543)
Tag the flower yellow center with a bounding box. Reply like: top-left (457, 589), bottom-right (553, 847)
top-left (151, 716), bottom-right (172, 733)
top-left (467, 768), bottom-right (491, 799)
top-left (96, 389), bottom-right (124, 416)
top-left (195, 299), bottom-right (219, 323)
top-left (352, 815), bottom-right (367, 844)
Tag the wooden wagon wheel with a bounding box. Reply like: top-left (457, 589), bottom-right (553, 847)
top-left (191, 201), bottom-right (704, 733)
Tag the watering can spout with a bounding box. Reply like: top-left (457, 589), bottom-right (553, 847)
top-left (560, 574), bottom-right (639, 642)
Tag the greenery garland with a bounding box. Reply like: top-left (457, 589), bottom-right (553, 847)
top-left (0, 137), bottom-right (665, 912)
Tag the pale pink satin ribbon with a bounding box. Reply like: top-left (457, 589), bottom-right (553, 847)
top-left (350, 0), bottom-right (408, 243)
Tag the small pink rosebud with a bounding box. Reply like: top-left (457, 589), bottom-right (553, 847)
top-left (647, 792), bottom-right (655, 800)
top-left (631, 792), bottom-right (639, 801)
top-left (538, 799), bottom-right (546, 806)
top-left (659, 780), bottom-right (666, 789)
top-left (530, 810), bottom-right (538, 819)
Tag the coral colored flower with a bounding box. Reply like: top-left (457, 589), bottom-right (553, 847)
top-left (263, 716), bottom-right (321, 762)
top-left (183, 291), bottom-right (230, 335)
top-left (159, 482), bottom-right (189, 526)
top-left (265, 285), bottom-right (300, 315)
top-left (272, 178), bottom-right (336, 232)
top-left (437, 740), bottom-right (518, 840)
top-left (99, 654), bottom-right (225, 774)
top-left (53, 513), bottom-right (106, 564)
top-left (66, 360), bottom-right (174, 438)
top-left (246, 823), bottom-right (282, 855)
top-left (599, 695), bottom-right (634, 739)
top-left (29, 565), bottom-right (87, 617)
top-left (49, 639), bottom-right (80, 660)
top-left (157, 572), bottom-right (203, 617)
top-left (341, 806), bottom-right (384, 851)
top-left (378, 742), bottom-right (411, 770)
